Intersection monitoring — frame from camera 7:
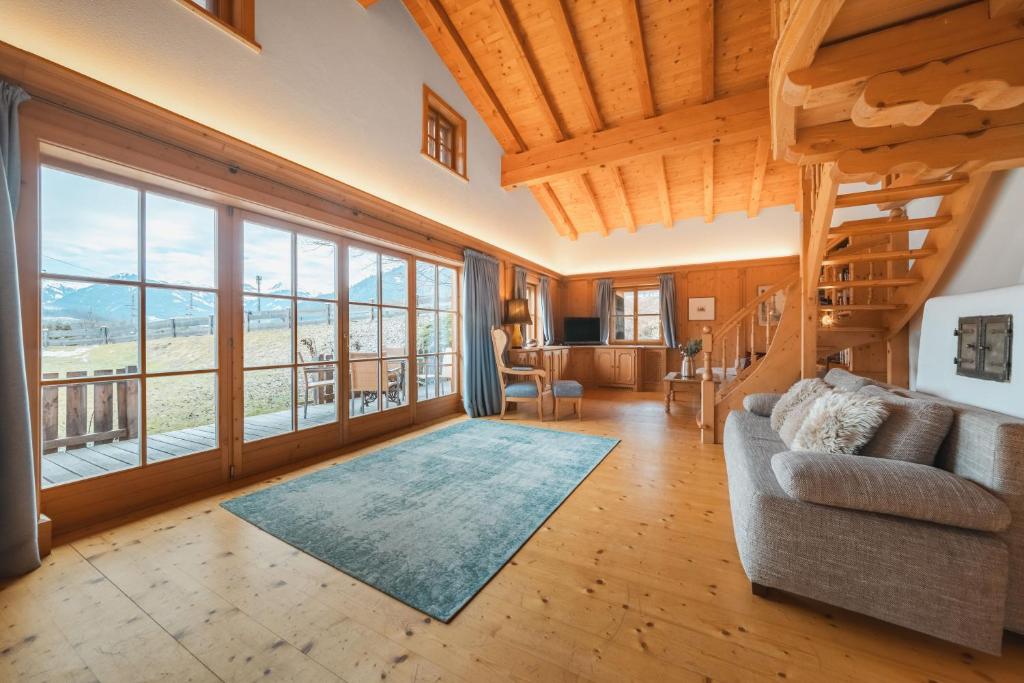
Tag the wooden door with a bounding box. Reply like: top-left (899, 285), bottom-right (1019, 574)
top-left (614, 349), bottom-right (636, 386)
top-left (594, 348), bottom-right (616, 385)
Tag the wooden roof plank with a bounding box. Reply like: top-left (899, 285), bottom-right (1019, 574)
top-left (747, 136), bottom-right (769, 217)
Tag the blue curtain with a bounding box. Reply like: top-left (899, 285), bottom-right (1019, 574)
top-left (462, 249), bottom-right (503, 417)
top-left (0, 82), bottom-right (40, 578)
top-left (659, 273), bottom-right (678, 349)
top-left (512, 265), bottom-right (528, 341)
top-left (539, 276), bottom-right (554, 346)
top-left (595, 278), bottom-right (613, 344)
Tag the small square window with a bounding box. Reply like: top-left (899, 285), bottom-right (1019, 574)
top-left (422, 86), bottom-right (467, 179)
top-left (177, 0), bottom-right (259, 51)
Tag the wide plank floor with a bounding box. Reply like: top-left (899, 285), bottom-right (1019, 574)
top-left (4, 390), bottom-right (1022, 682)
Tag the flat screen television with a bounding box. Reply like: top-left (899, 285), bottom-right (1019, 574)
top-left (564, 317), bottom-right (601, 345)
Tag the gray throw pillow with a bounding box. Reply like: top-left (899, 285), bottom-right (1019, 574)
top-left (791, 391), bottom-right (889, 455)
top-left (770, 378), bottom-right (829, 432)
top-left (743, 393), bottom-right (781, 417)
top-left (858, 385), bottom-right (954, 466)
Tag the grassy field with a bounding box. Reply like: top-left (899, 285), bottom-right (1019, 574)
top-left (43, 325), bottom-right (338, 435)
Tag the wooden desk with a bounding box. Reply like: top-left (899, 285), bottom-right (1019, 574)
top-left (663, 372), bottom-right (703, 414)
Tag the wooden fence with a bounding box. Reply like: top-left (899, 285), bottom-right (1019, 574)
top-left (42, 366), bottom-right (139, 453)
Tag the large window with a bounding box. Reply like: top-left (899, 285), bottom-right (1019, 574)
top-left (242, 219), bottom-right (339, 440)
top-left (613, 287), bottom-right (662, 343)
top-left (416, 261), bottom-right (458, 401)
top-left (348, 246), bottom-right (410, 416)
top-left (39, 165), bottom-right (219, 487)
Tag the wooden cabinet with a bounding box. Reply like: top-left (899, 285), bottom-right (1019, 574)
top-left (641, 348), bottom-right (669, 391)
top-left (594, 347), bottom-right (638, 388)
top-left (508, 346), bottom-right (570, 390)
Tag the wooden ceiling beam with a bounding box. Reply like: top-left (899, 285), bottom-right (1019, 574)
top-left (608, 167), bottom-right (636, 233)
top-left (747, 136), bottom-right (769, 218)
top-left (356, 0), bottom-right (379, 7)
top-left (501, 89), bottom-right (769, 187)
top-left (579, 173), bottom-right (609, 236)
top-left (699, 0), bottom-right (715, 103)
top-left (531, 185), bottom-right (578, 240)
top-left (656, 156), bottom-right (673, 228)
top-left (492, 0), bottom-right (565, 141)
top-left (549, 0), bottom-right (605, 131)
top-left (621, 0), bottom-right (655, 118)
top-left (702, 143), bottom-right (715, 223)
top-left (411, 0), bottom-right (526, 153)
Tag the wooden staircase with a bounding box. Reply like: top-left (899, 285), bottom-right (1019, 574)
top-left (698, 168), bottom-right (992, 444)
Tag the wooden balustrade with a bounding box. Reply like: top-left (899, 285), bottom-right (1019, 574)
top-left (698, 272), bottom-right (798, 443)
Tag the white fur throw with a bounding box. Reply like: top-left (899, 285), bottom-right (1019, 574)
top-left (792, 392), bottom-right (890, 455)
top-left (770, 378), bottom-right (829, 432)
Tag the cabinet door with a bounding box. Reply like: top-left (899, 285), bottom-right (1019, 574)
top-left (594, 348), bottom-right (616, 385)
top-left (614, 349), bottom-right (636, 386)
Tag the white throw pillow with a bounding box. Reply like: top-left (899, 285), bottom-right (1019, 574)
top-left (792, 392), bottom-right (890, 455)
top-left (770, 378), bottom-right (829, 433)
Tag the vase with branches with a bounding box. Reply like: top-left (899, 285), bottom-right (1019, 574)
top-left (681, 338), bottom-right (702, 378)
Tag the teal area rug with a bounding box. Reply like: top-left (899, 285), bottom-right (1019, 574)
top-left (222, 420), bottom-right (619, 621)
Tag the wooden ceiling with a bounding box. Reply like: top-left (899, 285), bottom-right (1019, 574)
top-left (400, 0), bottom-right (800, 239)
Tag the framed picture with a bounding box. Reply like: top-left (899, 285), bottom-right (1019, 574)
top-left (688, 296), bottom-right (715, 321)
top-left (757, 285), bottom-right (786, 326)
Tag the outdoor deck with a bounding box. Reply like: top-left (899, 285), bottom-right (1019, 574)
top-left (41, 403), bottom-right (337, 488)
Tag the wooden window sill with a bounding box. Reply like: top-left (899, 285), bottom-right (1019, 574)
top-left (176, 0), bottom-right (262, 53)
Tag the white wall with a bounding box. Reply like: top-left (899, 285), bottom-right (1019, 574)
top-left (909, 170), bottom-right (1024, 405)
top-left (0, 0), bottom-right (561, 267)
top-left (560, 205), bottom-right (800, 274)
top-left (1, 0), bottom-right (803, 274)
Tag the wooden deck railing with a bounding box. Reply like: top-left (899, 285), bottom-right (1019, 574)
top-left (42, 366), bottom-right (139, 453)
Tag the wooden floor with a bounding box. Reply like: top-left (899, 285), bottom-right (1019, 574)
top-left (5, 390), bottom-right (1022, 682)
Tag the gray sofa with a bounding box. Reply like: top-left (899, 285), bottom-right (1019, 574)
top-left (723, 368), bottom-right (1024, 654)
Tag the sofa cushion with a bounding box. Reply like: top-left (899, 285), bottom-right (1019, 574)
top-left (858, 385), bottom-right (954, 466)
top-left (743, 393), bottom-right (781, 417)
top-left (771, 451), bottom-right (1012, 533)
top-left (823, 368), bottom-right (880, 392)
top-left (770, 378), bottom-right (829, 432)
top-left (791, 391), bottom-right (889, 455)
top-left (504, 382), bottom-right (539, 398)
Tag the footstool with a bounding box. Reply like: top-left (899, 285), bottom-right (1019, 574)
top-left (552, 380), bottom-right (584, 421)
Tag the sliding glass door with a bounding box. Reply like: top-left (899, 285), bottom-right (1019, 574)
top-left (241, 216), bottom-right (340, 441)
top-left (38, 163), bottom-right (223, 487)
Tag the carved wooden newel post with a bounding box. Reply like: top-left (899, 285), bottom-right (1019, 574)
top-left (700, 325), bottom-right (716, 444)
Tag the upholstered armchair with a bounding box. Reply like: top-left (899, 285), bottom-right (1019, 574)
top-left (491, 327), bottom-right (546, 420)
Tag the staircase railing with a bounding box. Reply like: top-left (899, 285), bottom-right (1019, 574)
top-left (698, 272), bottom-right (799, 443)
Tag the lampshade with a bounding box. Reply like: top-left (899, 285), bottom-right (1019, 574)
top-left (504, 298), bottom-right (533, 325)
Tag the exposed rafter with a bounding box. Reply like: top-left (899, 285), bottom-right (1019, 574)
top-left (579, 173), bottom-right (609, 236)
top-left (549, 0), bottom-right (604, 131)
top-left (407, 0), bottom-right (578, 239)
top-left (656, 156), bottom-right (673, 229)
top-left (620, 0), bottom-right (655, 118)
top-left (747, 136), bottom-right (769, 218)
top-left (702, 143), bottom-right (715, 223)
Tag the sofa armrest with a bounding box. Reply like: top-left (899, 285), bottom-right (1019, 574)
top-left (743, 393), bottom-right (782, 417)
top-left (770, 451), bottom-right (1011, 533)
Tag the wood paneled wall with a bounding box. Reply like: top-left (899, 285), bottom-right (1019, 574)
top-left (560, 256), bottom-right (799, 347)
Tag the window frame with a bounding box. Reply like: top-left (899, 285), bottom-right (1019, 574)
top-left (36, 158), bottom-right (229, 487)
top-left (345, 242), bottom-right (413, 418)
top-left (611, 286), bottom-right (663, 345)
top-left (525, 283), bottom-right (538, 344)
top-left (239, 212), bottom-right (342, 442)
top-left (422, 85), bottom-right (468, 180)
top-left (177, 0), bottom-right (260, 52)
top-left (415, 259), bottom-right (461, 403)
